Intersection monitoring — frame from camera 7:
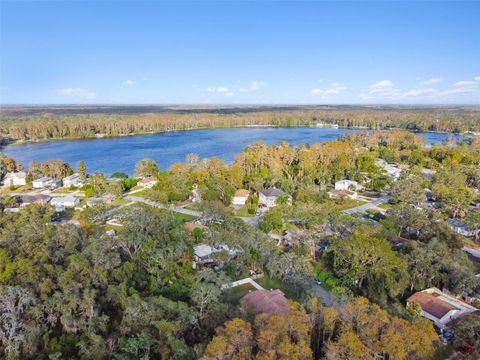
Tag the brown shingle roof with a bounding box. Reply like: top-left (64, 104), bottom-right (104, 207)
top-left (242, 289), bottom-right (289, 314)
top-left (139, 176), bottom-right (157, 184)
top-left (260, 188), bottom-right (288, 197)
top-left (408, 292), bottom-right (457, 319)
top-left (183, 222), bottom-right (208, 234)
top-left (234, 189), bottom-right (250, 198)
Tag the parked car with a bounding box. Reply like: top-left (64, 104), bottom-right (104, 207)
top-left (440, 331), bottom-right (454, 344)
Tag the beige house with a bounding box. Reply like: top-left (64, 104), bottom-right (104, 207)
top-left (232, 189), bottom-right (250, 206)
top-left (3, 172), bottom-right (27, 186)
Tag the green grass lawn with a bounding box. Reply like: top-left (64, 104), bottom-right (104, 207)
top-left (236, 203), bottom-right (256, 217)
top-left (378, 202), bottom-right (393, 210)
top-left (334, 199), bottom-right (366, 210)
top-left (222, 283), bottom-right (256, 305)
top-left (130, 189), bottom-right (149, 197)
top-left (113, 198), bottom-right (132, 206)
top-left (256, 274), bottom-right (304, 301)
top-left (52, 187), bottom-right (76, 194)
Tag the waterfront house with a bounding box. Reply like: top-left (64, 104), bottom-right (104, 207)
top-left (232, 189), bottom-right (250, 206)
top-left (138, 176), bottom-right (158, 188)
top-left (407, 288), bottom-right (478, 329)
top-left (3, 171), bottom-right (27, 187)
top-left (334, 179), bottom-right (363, 191)
top-left (62, 173), bottom-right (83, 187)
top-left (32, 177), bottom-right (53, 189)
top-left (259, 188), bottom-right (292, 208)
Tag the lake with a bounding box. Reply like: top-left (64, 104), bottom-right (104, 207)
top-left (1, 127), bottom-right (464, 176)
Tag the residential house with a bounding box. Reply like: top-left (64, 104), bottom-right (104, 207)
top-left (334, 179), bottom-right (364, 191)
top-left (192, 243), bottom-right (241, 266)
top-left (232, 189), bottom-right (250, 206)
top-left (16, 194), bottom-right (51, 207)
top-left (184, 222), bottom-right (209, 235)
top-left (50, 196), bottom-right (80, 209)
top-left (32, 177), bottom-right (53, 189)
top-left (3, 171), bottom-right (27, 187)
top-left (447, 218), bottom-right (476, 237)
top-left (283, 229), bottom-right (305, 246)
top-left (191, 184), bottom-right (202, 203)
top-left (375, 159), bottom-right (402, 180)
top-left (328, 189), bottom-right (358, 200)
top-left (407, 288), bottom-right (478, 329)
top-left (138, 176), bottom-right (158, 188)
top-left (259, 188), bottom-right (292, 208)
top-left (241, 289), bottom-right (290, 314)
top-left (63, 173), bottom-right (83, 187)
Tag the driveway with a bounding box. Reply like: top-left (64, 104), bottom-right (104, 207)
top-left (124, 195), bottom-right (203, 217)
top-left (310, 281), bottom-right (335, 307)
top-left (344, 195), bottom-right (390, 215)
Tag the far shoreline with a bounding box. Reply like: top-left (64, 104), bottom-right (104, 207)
top-left (1, 124), bottom-right (472, 148)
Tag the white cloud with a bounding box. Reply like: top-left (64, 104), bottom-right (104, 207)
top-left (420, 77), bottom-right (442, 85)
top-left (453, 80), bottom-right (476, 87)
top-left (204, 86), bottom-right (229, 93)
top-left (59, 88), bottom-right (96, 99)
top-left (225, 92), bottom-right (234, 97)
top-left (124, 80), bottom-right (135, 86)
top-left (249, 80), bottom-right (265, 90)
top-left (368, 80), bottom-right (394, 93)
top-left (403, 88), bottom-right (437, 97)
top-left (359, 80), bottom-right (401, 100)
top-left (441, 78), bottom-right (480, 96)
top-left (311, 82), bottom-right (347, 96)
top-left (475, 76), bottom-right (480, 81)
top-left (239, 80), bottom-right (266, 93)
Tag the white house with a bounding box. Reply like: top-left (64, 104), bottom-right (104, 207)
top-left (446, 218), bottom-right (475, 237)
top-left (407, 288), bottom-right (478, 329)
top-left (3, 171), bottom-right (27, 186)
top-left (138, 176), bottom-right (158, 188)
top-left (232, 189), bottom-right (250, 206)
top-left (374, 159), bottom-right (402, 180)
top-left (32, 177), bottom-right (53, 189)
top-left (193, 243), bottom-right (241, 263)
top-left (259, 188), bottom-right (292, 208)
top-left (334, 180), bottom-right (364, 191)
top-left (63, 173), bottom-right (83, 187)
top-left (50, 196), bottom-right (80, 208)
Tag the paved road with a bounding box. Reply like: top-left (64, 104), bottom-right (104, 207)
top-left (343, 195), bottom-right (390, 215)
top-left (125, 195), bottom-right (203, 217)
top-left (310, 281), bottom-right (335, 307)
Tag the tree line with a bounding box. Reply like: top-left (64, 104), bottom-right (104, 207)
top-left (1, 107), bottom-right (480, 142)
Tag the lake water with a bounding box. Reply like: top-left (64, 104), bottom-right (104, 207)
top-left (1, 127), bottom-right (463, 175)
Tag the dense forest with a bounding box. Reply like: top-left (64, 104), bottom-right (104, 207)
top-left (1, 105), bottom-right (480, 142)
top-left (1, 130), bottom-right (480, 358)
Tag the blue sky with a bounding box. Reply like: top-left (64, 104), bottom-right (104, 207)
top-left (1, 1), bottom-right (479, 105)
